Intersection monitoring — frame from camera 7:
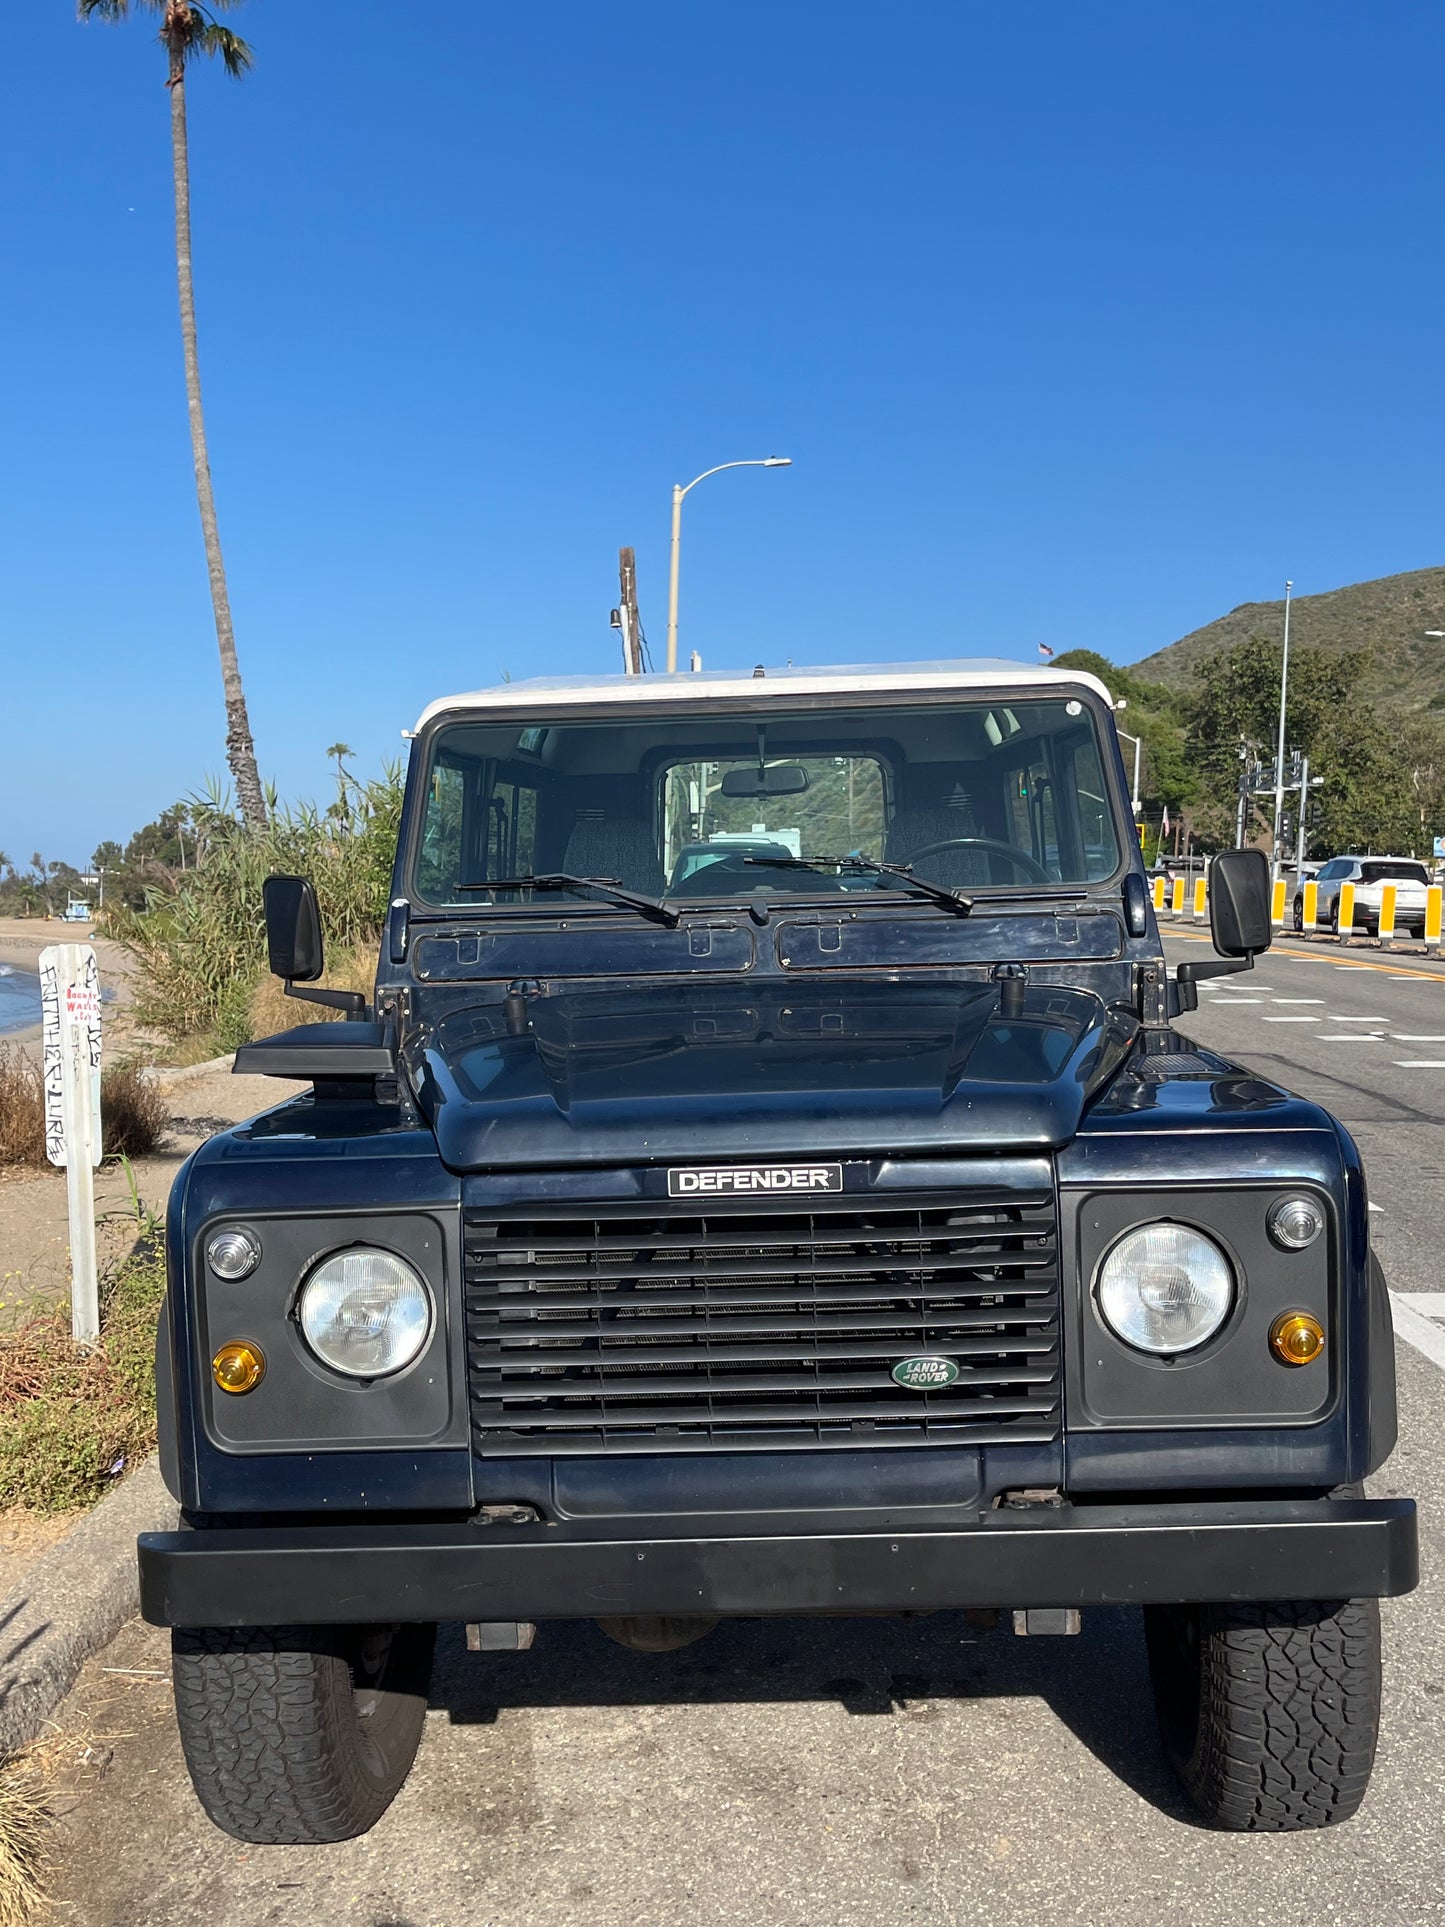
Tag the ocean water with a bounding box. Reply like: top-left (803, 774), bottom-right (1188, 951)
top-left (0, 965), bottom-right (43, 1036)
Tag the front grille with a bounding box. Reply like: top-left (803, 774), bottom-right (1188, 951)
top-left (463, 1187), bottom-right (1060, 1455)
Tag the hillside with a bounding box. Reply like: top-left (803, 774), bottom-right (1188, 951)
top-left (1133, 566), bottom-right (1445, 716)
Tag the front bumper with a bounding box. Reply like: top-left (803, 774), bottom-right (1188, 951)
top-left (139, 1497), bottom-right (1417, 1628)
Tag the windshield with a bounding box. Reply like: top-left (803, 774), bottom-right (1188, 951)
top-left (411, 696), bottom-right (1123, 907)
top-left (1359, 861), bottom-right (1429, 885)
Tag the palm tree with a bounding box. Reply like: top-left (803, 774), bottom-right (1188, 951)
top-left (79, 0), bottom-right (267, 829)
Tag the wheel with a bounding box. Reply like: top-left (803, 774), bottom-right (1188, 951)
top-left (1326, 898), bottom-right (1339, 934)
top-left (171, 1622), bottom-right (436, 1843)
top-left (1144, 1597), bottom-right (1381, 1830)
top-left (1291, 895), bottom-right (1303, 932)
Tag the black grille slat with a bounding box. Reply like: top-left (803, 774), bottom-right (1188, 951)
top-left (464, 1189), bottom-right (1062, 1457)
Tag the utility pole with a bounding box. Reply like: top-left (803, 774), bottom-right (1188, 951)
top-left (1272, 579), bottom-right (1293, 876)
top-left (612, 547), bottom-right (644, 676)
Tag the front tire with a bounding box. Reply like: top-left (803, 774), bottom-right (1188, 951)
top-left (172, 1622), bottom-right (436, 1843)
top-left (1144, 1597), bottom-right (1381, 1830)
top-left (1291, 896), bottom-right (1304, 932)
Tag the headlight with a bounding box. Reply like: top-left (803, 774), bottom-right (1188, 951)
top-left (1096, 1223), bottom-right (1234, 1355)
top-left (297, 1247), bottom-right (433, 1378)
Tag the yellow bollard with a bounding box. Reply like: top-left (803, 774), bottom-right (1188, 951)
top-left (1427, 885), bottom-right (1442, 949)
top-left (1170, 878), bottom-right (1185, 915)
top-left (1152, 876), bottom-right (1165, 912)
top-left (1338, 881), bottom-right (1355, 941)
top-left (1379, 882), bottom-right (1397, 945)
top-left (1192, 876), bottom-right (1207, 920)
top-left (1303, 880), bottom-right (1318, 932)
top-left (1271, 878), bottom-right (1286, 928)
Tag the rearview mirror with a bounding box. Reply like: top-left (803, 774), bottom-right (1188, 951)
top-left (263, 874), bottom-right (324, 982)
top-left (720, 764), bottom-right (809, 798)
top-left (1208, 849), bottom-right (1272, 957)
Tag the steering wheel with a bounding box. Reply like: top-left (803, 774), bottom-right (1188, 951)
top-left (902, 837), bottom-right (1054, 887)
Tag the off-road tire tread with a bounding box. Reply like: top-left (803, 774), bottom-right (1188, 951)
top-left (1147, 1597), bottom-right (1381, 1831)
top-left (171, 1623), bottom-right (433, 1844)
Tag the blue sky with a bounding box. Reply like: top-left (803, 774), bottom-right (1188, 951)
top-left (3, 2), bottom-right (1444, 863)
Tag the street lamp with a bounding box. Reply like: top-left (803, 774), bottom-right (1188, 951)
top-left (1272, 578), bottom-right (1293, 876)
top-left (1116, 727), bottom-right (1144, 814)
top-left (665, 457), bottom-right (792, 672)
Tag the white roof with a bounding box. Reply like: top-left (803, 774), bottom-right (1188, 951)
top-left (413, 658), bottom-right (1114, 731)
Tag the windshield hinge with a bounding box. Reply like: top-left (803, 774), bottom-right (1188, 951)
top-left (1134, 961), bottom-right (1167, 1026)
top-left (991, 961), bottom-right (1027, 1020)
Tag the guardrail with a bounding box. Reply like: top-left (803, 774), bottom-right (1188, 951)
top-left (1149, 872), bottom-right (1444, 954)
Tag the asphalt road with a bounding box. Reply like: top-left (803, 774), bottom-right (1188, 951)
top-left (44, 932), bottom-right (1445, 1927)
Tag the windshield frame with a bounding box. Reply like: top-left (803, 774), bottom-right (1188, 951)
top-left (398, 682), bottom-right (1135, 917)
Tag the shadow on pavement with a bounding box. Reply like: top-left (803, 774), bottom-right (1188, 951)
top-left (428, 1604), bottom-right (1204, 1828)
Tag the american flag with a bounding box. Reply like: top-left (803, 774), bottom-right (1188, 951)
top-left (1037, 642), bottom-right (1055, 659)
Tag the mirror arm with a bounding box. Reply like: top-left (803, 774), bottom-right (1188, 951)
top-left (284, 981), bottom-right (369, 1017)
top-left (1170, 954), bottom-right (1255, 1017)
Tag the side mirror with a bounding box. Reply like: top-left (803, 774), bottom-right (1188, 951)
top-left (263, 874), bottom-right (325, 982)
top-left (1208, 848), bottom-right (1273, 957)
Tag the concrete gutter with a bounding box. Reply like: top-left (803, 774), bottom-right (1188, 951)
top-left (0, 1461), bottom-right (174, 1756)
top-left (144, 1053), bottom-right (236, 1089)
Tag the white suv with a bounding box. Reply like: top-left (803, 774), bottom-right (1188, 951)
top-left (1297, 856), bottom-right (1431, 935)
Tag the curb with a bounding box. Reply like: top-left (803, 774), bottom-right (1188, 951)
top-left (0, 1460), bottom-right (174, 1757)
top-left (145, 1053), bottom-right (236, 1090)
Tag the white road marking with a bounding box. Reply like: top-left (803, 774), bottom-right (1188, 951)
top-left (1391, 1035), bottom-right (1445, 1042)
top-left (1396, 1293), bottom-right (1445, 1316)
top-left (1270, 998), bottom-right (1324, 1004)
top-left (1328, 1015), bottom-right (1384, 1022)
top-left (1390, 1294), bottom-right (1445, 1373)
top-left (1213, 997), bottom-right (1261, 1004)
top-left (1264, 1015), bottom-right (1320, 1022)
top-left (1392, 1060), bottom-right (1445, 1067)
top-left (1368, 1202), bottom-right (1384, 1213)
top-left (1317, 1035), bottom-right (1385, 1042)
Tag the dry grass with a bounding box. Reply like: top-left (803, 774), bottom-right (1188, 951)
top-left (246, 946), bottom-right (375, 1039)
top-left (96, 1067), bottom-right (168, 1162)
top-left (0, 1748), bottom-right (52, 1927)
top-left (0, 1054), bottom-right (42, 1172)
top-left (0, 1050), bottom-right (169, 1173)
top-left (0, 1245), bottom-right (165, 1513)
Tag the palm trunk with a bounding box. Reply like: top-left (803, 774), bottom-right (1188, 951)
top-left (169, 45), bottom-right (266, 830)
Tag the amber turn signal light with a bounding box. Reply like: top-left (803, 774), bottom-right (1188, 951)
top-left (1269, 1312), bottom-right (1325, 1367)
top-left (212, 1340), bottom-right (265, 1394)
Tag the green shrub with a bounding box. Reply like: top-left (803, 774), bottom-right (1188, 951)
top-left (109, 767), bottom-right (403, 1048)
top-left (0, 1051), bottom-right (170, 1170)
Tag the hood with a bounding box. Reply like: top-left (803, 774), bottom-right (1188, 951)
top-left (410, 977), bottom-right (1138, 1171)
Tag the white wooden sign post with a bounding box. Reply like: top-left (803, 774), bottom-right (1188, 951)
top-left (39, 944), bottom-right (103, 1346)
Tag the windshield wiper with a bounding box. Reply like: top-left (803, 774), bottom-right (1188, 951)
top-left (742, 853), bottom-right (974, 916)
top-left (458, 873), bottom-right (680, 928)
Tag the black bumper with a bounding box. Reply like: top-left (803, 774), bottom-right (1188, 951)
top-left (139, 1497), bottom-right (1417, 1628)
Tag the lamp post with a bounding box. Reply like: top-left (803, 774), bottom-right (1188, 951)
top-left (1272, 579), bottom-right (1293, 876)
top-left (665, 457), bottom-right (791, 672)
top-left (1116, 727), bottom-right (1144, 815)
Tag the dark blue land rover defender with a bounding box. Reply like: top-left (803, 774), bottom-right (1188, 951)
top-left (139, 659), bottom-right (1417, 1842)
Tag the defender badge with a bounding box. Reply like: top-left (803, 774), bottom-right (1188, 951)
top-left (667, 1163), bottom-right (843, 1197)
top-left (891, 1356), bottom-right (960, 1390)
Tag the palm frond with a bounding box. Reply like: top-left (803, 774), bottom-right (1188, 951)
top-left (193, 20), bottom-right (253, 77)
top-left (77, 0), bottom-right (146, 20)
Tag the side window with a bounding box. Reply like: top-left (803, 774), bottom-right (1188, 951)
top-left (487, 776), bottom-right (537, 879)
top-left (416, 760), bottom-right (468, 902)
top-left (1067, 734), bottom-right (1118, 880)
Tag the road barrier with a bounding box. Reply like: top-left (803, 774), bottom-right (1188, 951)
top-left (1152, 877), bottom-right (1165, 912)
top-left (1171, 878), bottom-right (1185, 915)
top-left (1192, 877), bottom-right (1207, 919)
top-left (1271, 878), bottom-right (1286, 928)
top-left (1303, 880), bottom-right (1318, 932)
top-left (1338, 881), bottom-right (1355, 939)
top-left (1427, 886), bottom-right (1442, 950)
top-left (1379, 882), bottom-right (1397, 945)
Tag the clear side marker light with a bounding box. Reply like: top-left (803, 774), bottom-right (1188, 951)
top-left (207, 1228), bottom-right (261, 1279)
top-left (1267, 1196), bottom-right (1325, 1250)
